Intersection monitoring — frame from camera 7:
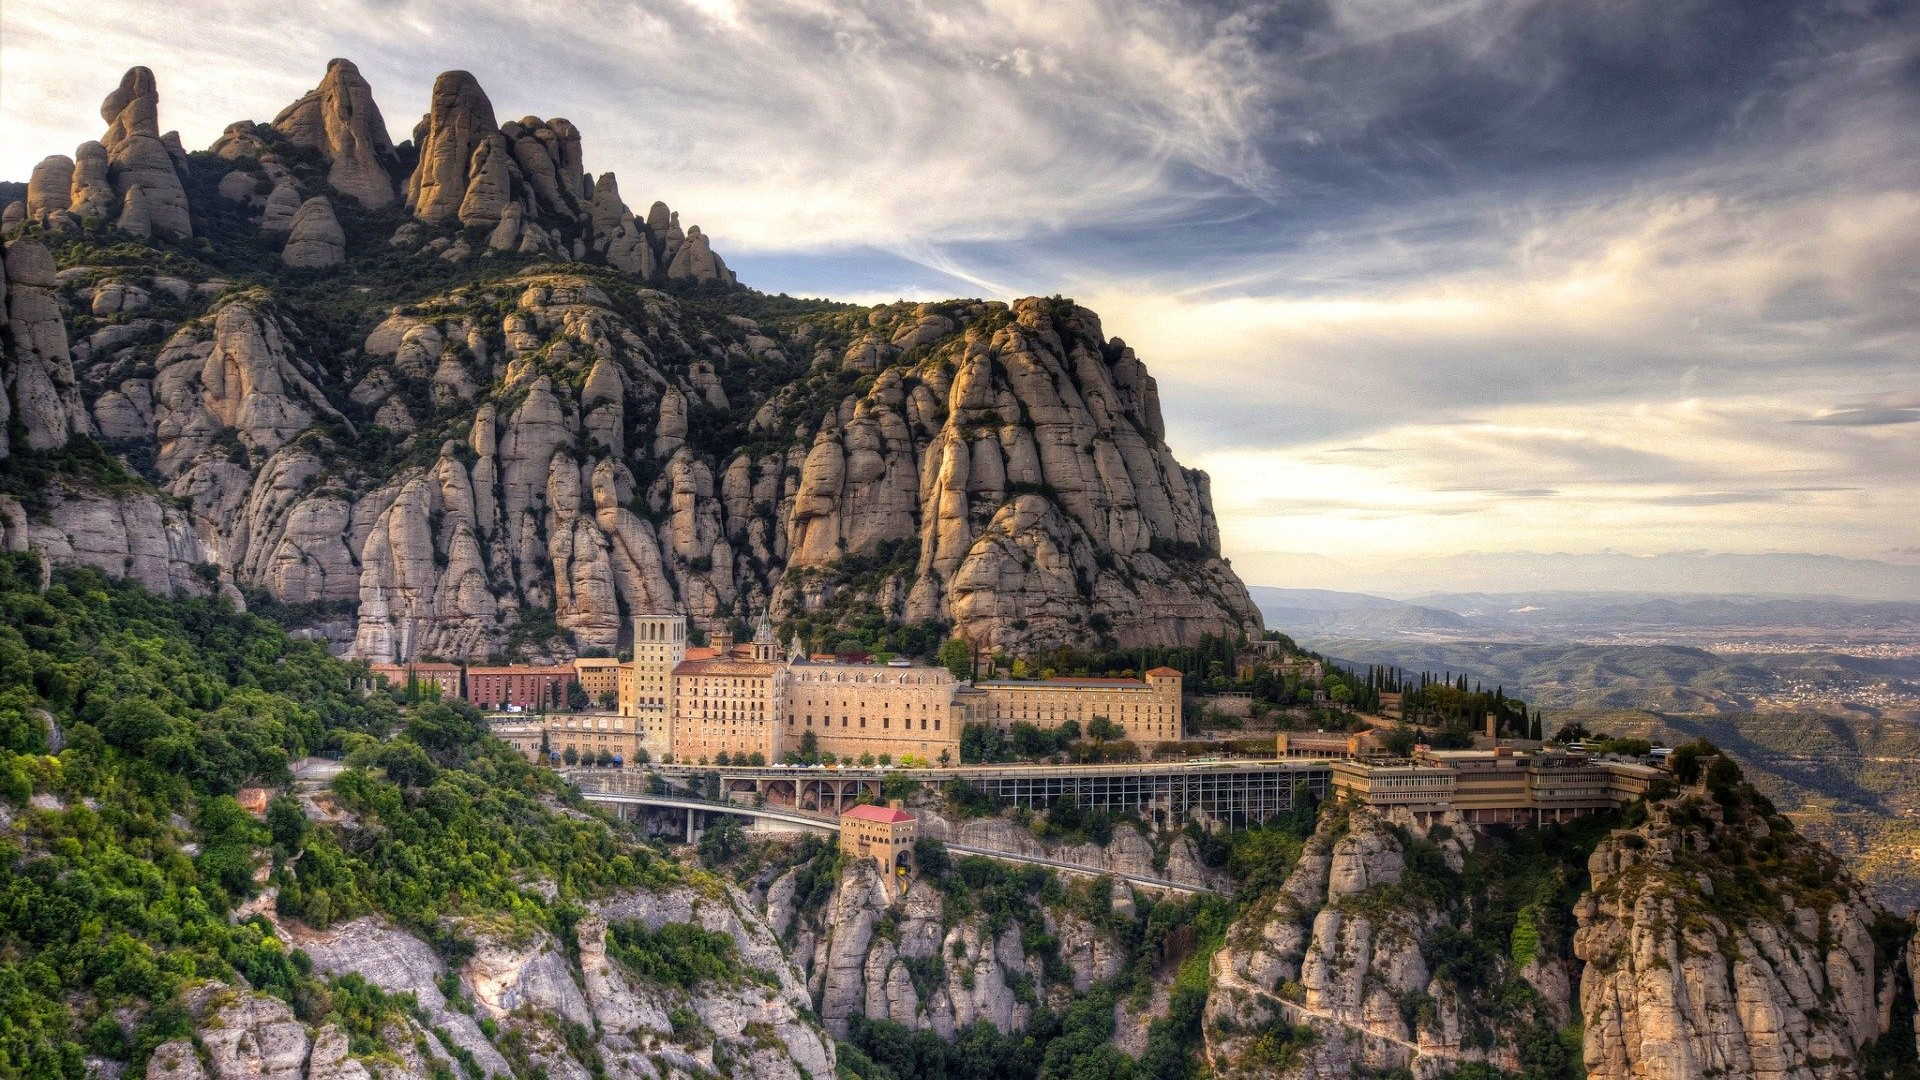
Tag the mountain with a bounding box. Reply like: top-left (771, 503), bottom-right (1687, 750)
top-left (1260, 551), bottom-right (1920, 601)
top-left (1248, 586), bottom-right (1473, 637)
top-left (0, 62), bottom-right (1259, 662)
top-left (5, 531), bottom-right (1919, 1079)
top-left (1409, 591), bottom-right (1920, 638)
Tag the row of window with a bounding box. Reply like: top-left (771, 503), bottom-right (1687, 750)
top-left (790, 714), bottom-right (941, 731)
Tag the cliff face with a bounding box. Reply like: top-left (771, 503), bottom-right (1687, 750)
top-left (148, 879), bottom-right (835, 1080)
top-left (0, 62), bottom-right (1259, 659)
top-left (1202, 780), bottom-right (1919, 1080)
top-left (1574, 782), bottom-right (1900, 1080)
top-left (1202, 807), bottom-right (1575, 1078)
top-left (764, 854), bottom-right (1144, 1042)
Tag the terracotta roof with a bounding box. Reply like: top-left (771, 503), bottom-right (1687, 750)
top-left (467, 665), bottom-right (575, 675)
top-left (842, 804), bottom-right (914, 824)
top-left (683, 647), bottom-right (718, 661)
top-left (1145, 666), bottom-right (1184, 677)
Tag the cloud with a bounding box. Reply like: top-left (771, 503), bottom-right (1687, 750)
top-left (1796, 408), bottom-right (1920, 426)
top-left (1, 0), bottom-right (1915, 590)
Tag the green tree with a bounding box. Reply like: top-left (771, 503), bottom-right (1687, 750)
top-left (938, 638), bottom-right (973, 681)
top-left (266, 795), bottom-right (308, 853)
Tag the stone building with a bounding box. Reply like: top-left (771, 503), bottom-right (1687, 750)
top-left (573, 657), bottom-right (622, 707)
top-left (839, 802), bottom-right (916, 899)
top-left (1331, 746), bottom-right (1660, 827)
top-left (495, 712), bottom-right (646, 766)
top-left (972, 667), bottom-right (1183, 745)
top-left (367, 661), bottom-right (463, 698)
top-left (784, 657), bottom-right (963, 764)
top-left (1275, 729), bottom-right (1383, 759)
top-left (466, 664), bottom-right (576, 710)
top-left (671, 653), bottom-right (785, 763)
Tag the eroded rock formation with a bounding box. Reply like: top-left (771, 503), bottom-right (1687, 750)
top-left (271, 58), bottom-right (400, 209)
top-left (0, 60), bottom-right (1253, 662)
top-left (1575, 783), bottom-right (1896, 1080)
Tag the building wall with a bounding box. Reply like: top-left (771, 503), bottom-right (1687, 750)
top-left (1332, 748), bottom-right (1660, 825)
top-left (838, 814), bottom-right (916, 888)
top-left (368, 663), bottom-right (464, 698)
top-left (784, 662), bottom-right (963, 763)
top-left (973, 670), bottom-right (1182, 744)
top-left (671, 663), bottom-right (782, 763)
top-left (466, 666), bottom-right (577, 710)
top-left (620, 614), bottom-right (687, 752)
top-left (573, 658), bottom-right (621, 705)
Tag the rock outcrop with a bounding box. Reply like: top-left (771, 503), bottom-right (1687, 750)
top-left (774, 855), bottom-right (1136, 1041)
top-left (271, 58), bottom-right (399, 209)
top-left (1574, 774), bottom-right (1897, 1080)
top-left (281, 197), bottom-right (346, 268)
top-left (1, 61), bottom-right (1254, 661)
top-left (26, 155), bottom-right (75, 225)
top-left (99, 67), bottom-right (192, 240)
top-left (244, 877), bottom-right (835, 1080)
top-left (3, 238), bottom-right (88, 451)
top-left (405, 70), bottom-right (498, 224)
top-left (1203, 808), bottom-right (1518, 1079)
top-left (68, 141), bottom-right (116, 221)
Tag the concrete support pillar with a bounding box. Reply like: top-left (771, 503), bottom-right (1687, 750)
top-left (686, 807), bottom-right (695, 843)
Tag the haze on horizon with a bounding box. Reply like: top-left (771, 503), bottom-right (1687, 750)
top-left (3, 0), bottom-right (1916, 594)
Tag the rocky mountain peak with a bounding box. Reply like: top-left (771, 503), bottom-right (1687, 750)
top-left (96, 65), bottom-right (193, 240)
top-left (405, 69), bottom-right (499, 223)
top-left (270, 57), bottom-right (399, 209)
top-left (1, 59), bottom-right (1248, 657)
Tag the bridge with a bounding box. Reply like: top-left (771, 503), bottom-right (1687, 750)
top-left (569, 776), bottom-right (1220, 895)
top-left (567, 757), bottom-right (1334, 831)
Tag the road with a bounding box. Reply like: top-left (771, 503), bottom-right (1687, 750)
top-left (575, 787), bottom-right (1219, 895)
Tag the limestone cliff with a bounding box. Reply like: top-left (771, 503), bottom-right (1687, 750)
top-left (0, 62), bottom-right (1259, 660)
top-left (149, 879), bottom-right (836, 1080)
top-left (1202, 807), bottom-right (1573, 1078)
top-left (1202, 772), bottom-right (1919, 1080)
top-left (1574, 774), bottom-right (1903, 1080)
top-left (763, 850), bottom-right (1147, 1042)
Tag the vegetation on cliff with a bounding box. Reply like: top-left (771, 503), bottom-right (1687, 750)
top-left (0, 554), bottom-right (679, 1077)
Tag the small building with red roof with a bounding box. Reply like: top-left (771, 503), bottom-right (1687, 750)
top-left (840, 801), bottom-right (917, 895)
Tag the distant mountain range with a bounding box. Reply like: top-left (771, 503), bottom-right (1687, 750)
top-left (1255, 551), bottom-right (1920, 602)
top-left (1252, 585), bottom-right (1920, 714)
top-left (1251, 586), bottom-right (1920, 640)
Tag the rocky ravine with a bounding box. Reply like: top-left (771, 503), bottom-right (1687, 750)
top-left (0, 61), bottom-right (1260, 659)
top-left (144, 880), bottom-right (834, 1080)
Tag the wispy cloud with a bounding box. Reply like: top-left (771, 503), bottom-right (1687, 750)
top-left (1, 0), bottom-right (1915, 590)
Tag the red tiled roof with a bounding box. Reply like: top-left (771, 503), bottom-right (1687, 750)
top-left (1145, 666), bottom-right (1184, 677)
top-left (842, 804), bottom-right (914, 824)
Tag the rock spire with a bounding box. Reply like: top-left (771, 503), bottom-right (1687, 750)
top-left (271, 58), bottom-right (400, 209)
top-left (98, 67), bottom-right (193, 239)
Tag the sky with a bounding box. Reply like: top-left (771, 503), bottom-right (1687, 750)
top-left (3, 0), bottom-right (1918, 593)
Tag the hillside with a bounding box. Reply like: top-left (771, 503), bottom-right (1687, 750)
top-left (1307, 637), bottom-right (1920, 712)
top-left (0, 553), bottom-right (842, 1080)
top-left (0, 61), bottom-right (1259, 662)
top-left (4, 552), bottom-right (1919, 1079)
